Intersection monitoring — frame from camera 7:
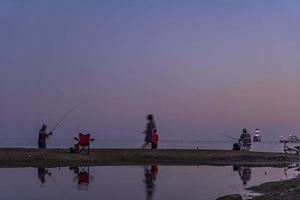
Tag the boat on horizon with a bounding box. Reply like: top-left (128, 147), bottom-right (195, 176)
top-left (253, 129), bottom-right (262, 142)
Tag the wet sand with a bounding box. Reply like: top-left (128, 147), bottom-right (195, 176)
top-left (0, 148), bottom-right (298, 168)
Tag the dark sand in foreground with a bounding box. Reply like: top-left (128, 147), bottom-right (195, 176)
top-left (0, 148), bottom-right (298, 168)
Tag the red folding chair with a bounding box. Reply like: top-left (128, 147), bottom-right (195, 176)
top-left (74, 133), bottom-right (94, 154)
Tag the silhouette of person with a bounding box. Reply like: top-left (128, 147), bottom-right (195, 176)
top-left (38, 124), bottom-right (52, 149)
top-left (143, 164), bottom-right (159, 200)
top-left (239, 128), bottom-right (251, 151)
top-left (142, 114), bottom-right (156, 149)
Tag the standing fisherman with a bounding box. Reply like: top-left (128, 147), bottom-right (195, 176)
top-left (38, 124), bottom-right (52, 149)
top-left (239, 128), bottom-right (251, 151)
top-left (37, 105), bottom-right (78, 149)
top-left (141, 114), bottom-right (156, 149)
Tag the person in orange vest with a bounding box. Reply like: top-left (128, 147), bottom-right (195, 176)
top-left (239, 128), bottom-right (252, 151)
top-left (152, 129), bottom-right (159, 149)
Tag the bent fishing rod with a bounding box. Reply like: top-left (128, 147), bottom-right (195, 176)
top-left (218, 133), bottom-right (239, 141)
top-left (49, 104), bottom-right (80, 134)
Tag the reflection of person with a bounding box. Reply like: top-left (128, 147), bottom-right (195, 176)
top-left (143, 164), bottom-right (159, 200)
top-left (239, 129), bottom-right (251, 151)
top-left (233, 165), bottom-right (251, 185)
top-left (151, 163), bottom-right (159, 179)
top-left (38, 124), bottom-right (52, 149)
top-left (142, 114), bottom-right (156, 149)
top-left (238, 167), bottom-right (251, 185)
top-left (38, 168), bottom-right (51, 185)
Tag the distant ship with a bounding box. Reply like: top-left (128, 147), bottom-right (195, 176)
top-left (280, 135), bottom-right (300, 143)
top-left (253, 128), bottom-right (262, 142)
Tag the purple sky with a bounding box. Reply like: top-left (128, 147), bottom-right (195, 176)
top-left (0, 0), bottom-right (300, 141)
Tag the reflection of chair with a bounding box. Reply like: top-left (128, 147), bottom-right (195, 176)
top-left (70, 166), bottom-right (90, 190)
top-left (74, 133), bottom-right (94, 154)
top-left (79, 170), bottom-right (89, 184)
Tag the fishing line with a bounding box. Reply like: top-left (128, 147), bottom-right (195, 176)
top-left (50, 104), bottom-right (80, 133)
top-left (218, 133), bottom-right (239, 141)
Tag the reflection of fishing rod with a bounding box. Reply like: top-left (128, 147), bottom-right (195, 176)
top-left (219, 133), bottom-right (239, 141)
top-left (50, 105), bottom-right (80, 133)
top-left (47, 172), bottom-right (56, 183)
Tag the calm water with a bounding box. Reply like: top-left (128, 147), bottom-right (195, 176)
top-left (0, 138), bottom-right (286, 152)
top-left (0, 165), bottom-right (298, 200)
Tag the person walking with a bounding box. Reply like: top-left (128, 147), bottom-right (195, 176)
top-left (38, 124), bottom-right (52, 149)
top-left (141, 114), bottom-right (156, 149)
top-left (239, 128), bottom-right (251, 151)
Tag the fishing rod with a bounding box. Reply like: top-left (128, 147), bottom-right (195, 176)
top-left (219, 133), bottom-right (239, 141)
top-left (49, 104), bottom-right (80, 134)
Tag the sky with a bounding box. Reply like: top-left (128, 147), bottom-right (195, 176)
top-left (0, 0), bottom-right (300, 141)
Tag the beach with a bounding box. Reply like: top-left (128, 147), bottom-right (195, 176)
top-left (0, 148), bottom-right (298, 168)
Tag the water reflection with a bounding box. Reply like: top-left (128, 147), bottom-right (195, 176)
top-left (14, 165), bottom-right (297, 200)
top-left (233, 165), bottom-right (251, 185)
top-left (143, 164), bottom-right (159, 200)
top-left (69, 166), bottom-right (92, 190)
top-left (37, 168), bottom-right (51, 186)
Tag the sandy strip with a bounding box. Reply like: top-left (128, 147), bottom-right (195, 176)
top-left (0, 148), bottom-right (298, 168)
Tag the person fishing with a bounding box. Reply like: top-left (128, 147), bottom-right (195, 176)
top-left (141, 114), bottom-right (156, 149)
top-left (38, 105), bottom-right (79, 149)
top-left (239, 128), bottom-right (252, 151)
top-left (38, 124), bottom-right (52, 149)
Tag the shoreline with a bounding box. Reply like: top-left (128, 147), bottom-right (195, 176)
top-left (248, 177), bottom-right (300, 200)
top-left (0, 148), bottom-right (298, 168)
top-left (218, 176), bottom-right (300, 200)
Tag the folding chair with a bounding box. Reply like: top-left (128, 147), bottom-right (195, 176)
top-left (74, 133), bottom-right (94, 154)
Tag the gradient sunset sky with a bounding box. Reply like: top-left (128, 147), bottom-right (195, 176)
top-left (1, 0), bottom-right (299, 140)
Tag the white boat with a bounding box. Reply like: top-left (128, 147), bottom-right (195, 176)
top-left (253, 129), bottom-right (262, 142)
